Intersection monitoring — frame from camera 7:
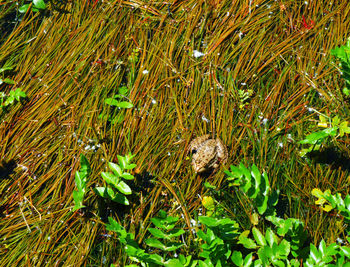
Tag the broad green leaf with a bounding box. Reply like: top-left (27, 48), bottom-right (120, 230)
top-left (19, 4), bottom-right (30, 13)
top-left (202, 196), bottom-right (215, 211)
top-left (278, 239), bottom-right (290, 256)
top-left (75, 171), bottom-right (85, 191)
top-left (148, 254), bottom-right (164, 264)
top-left (72, 190), bottom-right (85, 211)
top-left (265, 228), bottom-right (278, 247)
top-left (249, 164), bottom-right (261, 199)
top-left (309, 244), bottom-right (320, 262)
top-left (340, 246), bottom-right (350, 257)
top-left (125, 163), bottom-right (137, 170)
top-left (243, 253), bottom-right (253, 267)
top-left (111, 192), bottom-right (129, 205)
top-left (148, 228), bottom-right (167, 239)
top-left (33, 0), bottom-right (46, 9)
top-left (117, 101), bottom-right (133, 108)
top-left (3, 78), bottom-right (15, 85)
top-left (299, 129), bottom-right (333, 145)
top-left (231, 251), bottom-right (243, 266)
top-left (145, 238), bottom-right (183, 252)
top-left (121, 173), bottom-right (134, 180)
top-left (168, 229), bottom-right (185, 238)
top-left (101, 172), bottom-right (119, 187)
top-left (116, 180), bottom-right (132, 195)
top-left (80, 154), bottom-right (91, 175)
top-left (117, 155), bottom-right (127, 169)
top-left (105, 98), bottom-right (120, 106)
top-left (238, 236), bottom-right (257, 249)
top-left (252, 227), bottom-right (266, 246)
top-left (109, 162), bottom-right (122, 176)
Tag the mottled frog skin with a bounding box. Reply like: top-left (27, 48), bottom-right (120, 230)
top-left (188, 134), bottom-right (228, 173)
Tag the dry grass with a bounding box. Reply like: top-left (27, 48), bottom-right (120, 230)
top-left (0, 0), bottom-right (350, 265)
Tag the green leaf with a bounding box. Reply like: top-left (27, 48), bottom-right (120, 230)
top-left (116, 180), bottom-right (132, 195)
top-left (278, 239), bottom-right (291, 256)
top-left (109, 162), bottom-right (122, 176)
top-left (145, 238), bottom-right (183, 251)
top-left (252, 227), bottom-right (266, 246)
top-left (243, 253), bottom-right (253, 267)
top-left (19, 4), bottom-right (30, 13)
top-left (238, 236), bottom-right (257, 249)
top-left (117, 155), bottom-right (127, 169)
top-left (72, 190), bottom-right (85, 211)
top-left (105, 98), bottom-right (120, 106)
top-left (3, 78), bottom-right (15, 85)
top-left (148, 228), bottom-right (168, 239)
top-left (265, 228), bottom-right (278, 247)
top-left (299, 129), bottom-right (336, 145)
top-left (121, 173), bottom-right (134, 180)
top-left (231, 251), bottom-right (243, 266)
top-left (117, 101), bottom-right (133, 108)
top-left (101, 172), bottom-right (119, 187)
top-left (33, 0), bottom-right (46, 9)
top-left (80, 154), bottom-right (91, 177)
top-left (118, 86), bottom-right (129, 95)
top-left (75, 171), bottom-right (85, 191)
top-left (125, 163), bottom-right (137, 170)
top-left (93, 187), bottom-right (129, 205)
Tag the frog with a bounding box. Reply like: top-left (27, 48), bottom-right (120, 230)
top-left (188, 134), bottom-right (228, 173)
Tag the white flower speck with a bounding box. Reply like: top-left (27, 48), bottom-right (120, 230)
top-left (193, 50), bottom-right (205, 58)
top-left (142, 69), bottom-right (149, 74)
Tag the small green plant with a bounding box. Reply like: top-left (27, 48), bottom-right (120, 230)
top-left (299, 115), bottom-right (350, 156)
top-left (238, 88), bottom-right (254, 109)
top-left (94, 154), bottom-right (136, 205)
top-left (0, 88), bottom-right (27, 114)
top-left (99, 86), bottom-right (133, 124)
top-left (19, 0), bottom-right (46, 13)
top-left (107, 210), bottom-right (193, 266)
top-left (331, 37), bottom-right (350, 96)
top-left (72, 154), bottom-right (91, 211)
top-left (224, 163), bottom-right (278, 216)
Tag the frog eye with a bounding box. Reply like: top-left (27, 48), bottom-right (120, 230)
top-left (191, 149), bottom-right (197, 154)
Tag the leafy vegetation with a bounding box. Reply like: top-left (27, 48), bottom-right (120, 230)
top-left (19, 0), bottom-right (46, 13)
top-left (1, 1), bottom-right (350, 266)
top-left (107, 164), bottom-right (350, 266)
top-left (72, 154), bottom-right (91, 211)
top-left (94, 154), bottom-right (136, 205)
